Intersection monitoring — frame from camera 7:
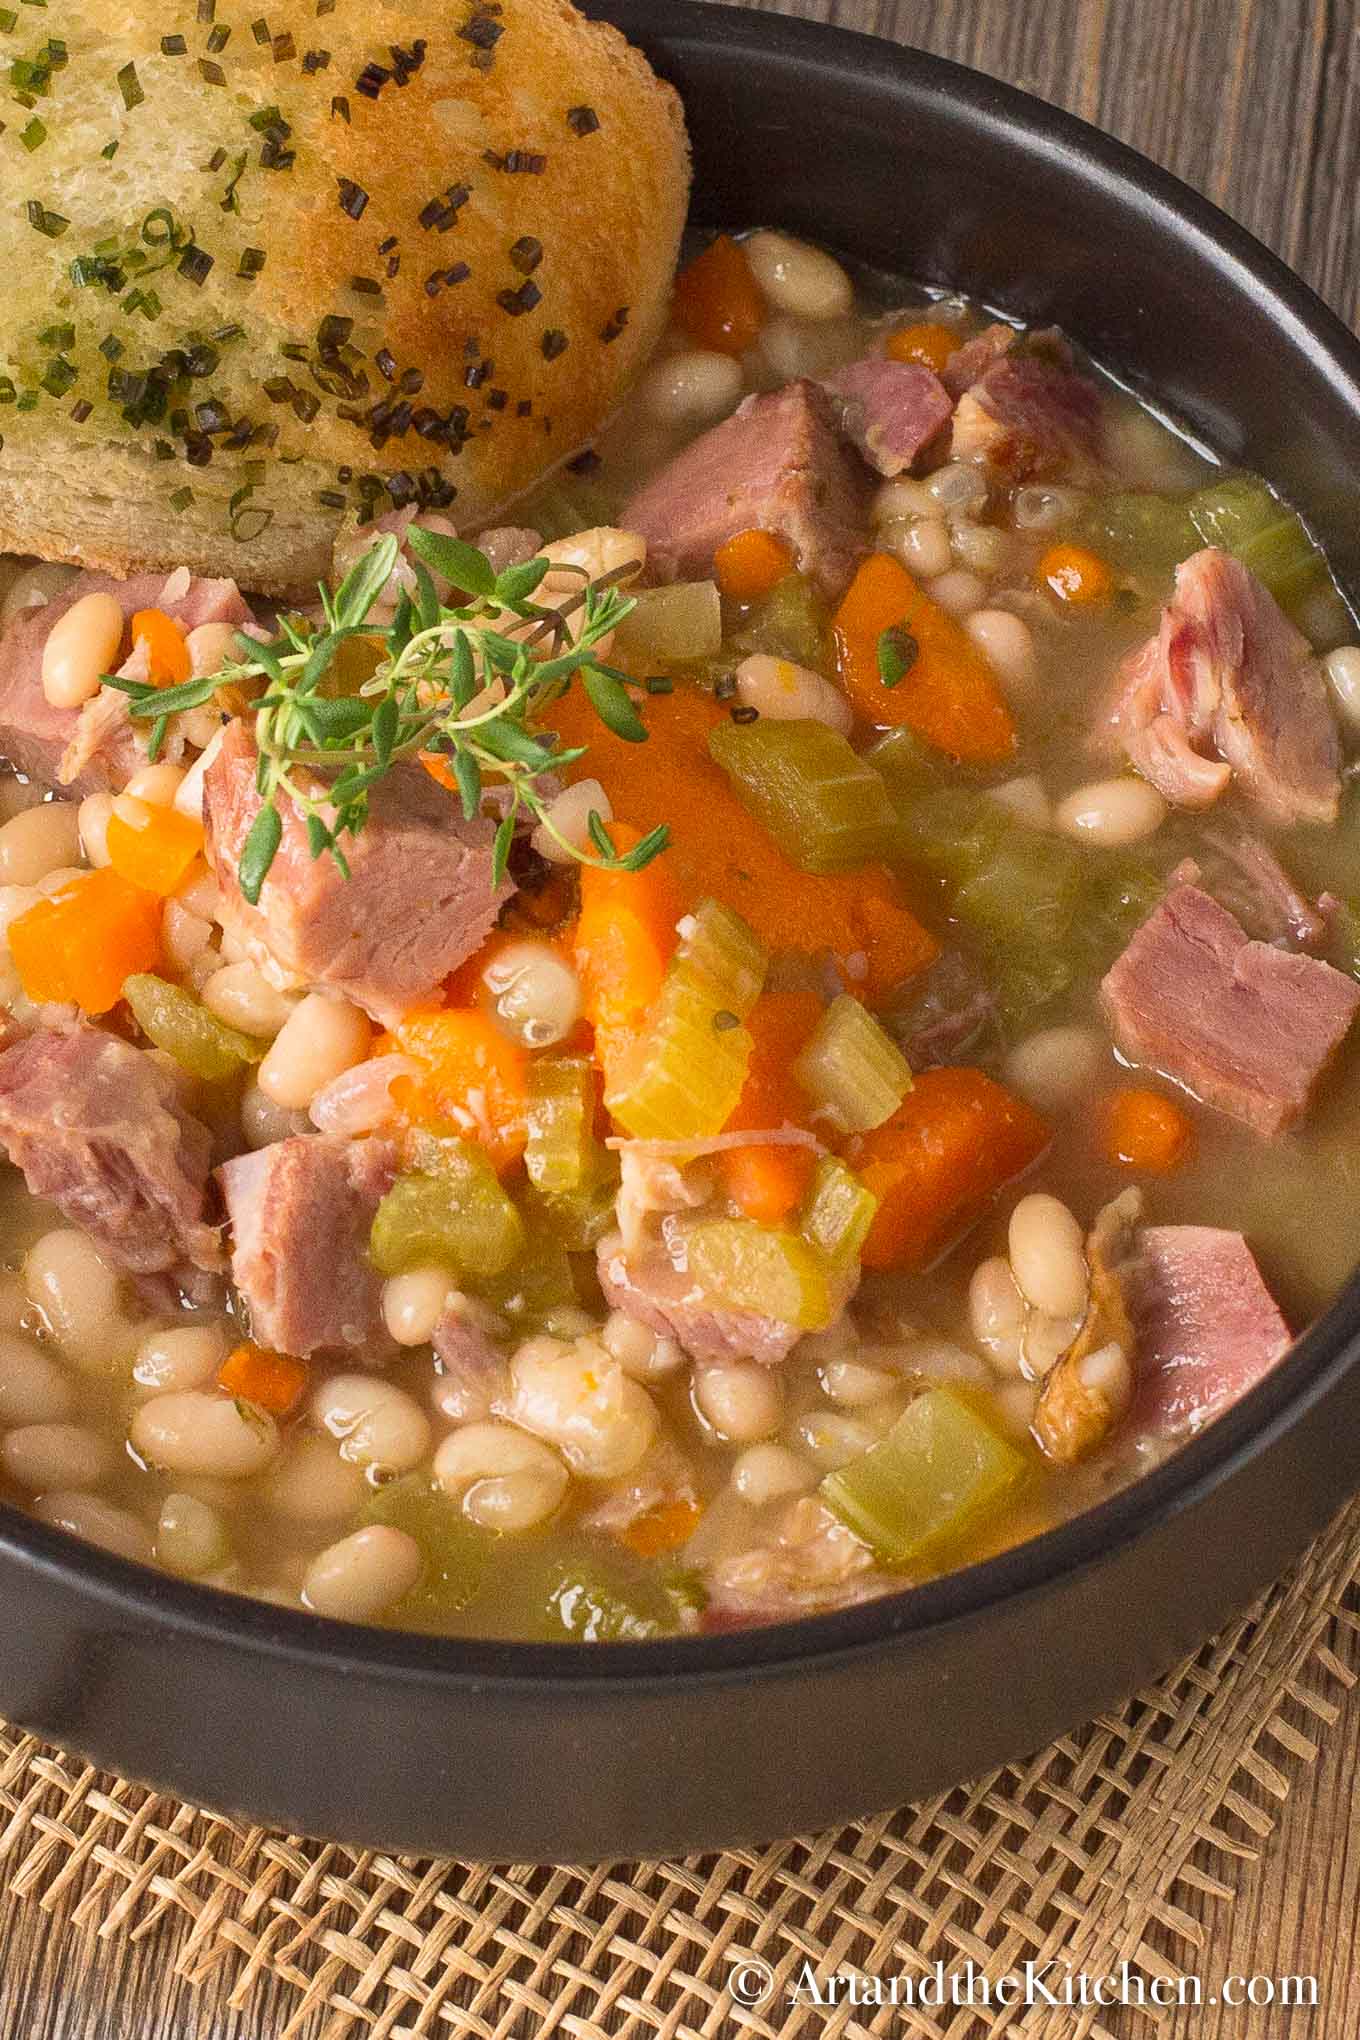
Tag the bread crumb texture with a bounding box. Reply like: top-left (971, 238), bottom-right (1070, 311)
top-left (0, 0), bottom-right (690, 593)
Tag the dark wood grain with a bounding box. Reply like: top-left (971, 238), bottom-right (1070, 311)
top-left (3, 3), bottom-right (1358, 2034)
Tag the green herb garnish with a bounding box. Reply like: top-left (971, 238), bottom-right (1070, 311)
top-left (876, 624), bottom-right (919, 689)
top-left (104, 530), bottom-right (670, 902)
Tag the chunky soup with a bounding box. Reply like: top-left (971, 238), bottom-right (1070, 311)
top-left (1, 229), bottom-right (1358, 1640)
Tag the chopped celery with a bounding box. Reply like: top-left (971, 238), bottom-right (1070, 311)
top-left (708, 718), bottom-right (900, 874)
top-left (1190, 475), bottom-right (1350, 642)
top-left (794, 994), bottom-right (912, 1133)
top-left (869, 726), bottom-right (947, 799)
top-left (370, 1142), bottom-right (525, 1280)
top-left (479, 1235), bottom-right (579, 1321)
top-left (614, 581), bottom-right (723, 661)
top-left (525, 1056), bottom-right (597, 1195)
top-left (730, 572), bottom-right (828, 667)
top-left (123, 974), bottom-right (262, 1083)
top-left (361, 1475), bottom-right (492, 1623)
top-left (604, 899), bottom-right (767, 1140)
top-left (1079, 491), bottom-right (1199, 574)
top-left (821, 1387), bottom-right (1026, 1566)
top-left (521, 1172), bottom-right (619, 1253)
top-left (511, 1547), bottom-right (703, 1640)
top-left (799, 1155), bottom-right (877, 1272)
top-left (955, 831), bottom-right (1086, 955)
top-left (684, 1218), bottom-right (837, 1331)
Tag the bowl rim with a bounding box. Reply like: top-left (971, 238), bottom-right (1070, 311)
top-left (5, 0), bottom-right (1360, 1693)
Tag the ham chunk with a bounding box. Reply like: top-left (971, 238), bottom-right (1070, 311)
top-left (203, 718), bottom-right (513, 1026)
top-left (1101, 882), bottom-right (1360, 1136)
top-left (597, 1234), bottom-right (803, 1369)
top-left (0, 569), bottom-right (250, 795)
top-left (1128, 1225), bottom-right (1290, 1435)
top-left (622, 379), bottom-right (869, 597)
top-left (1106, 548), bottom-right (1340, 824)
top-left (949, 343), bottom-right (1103, 481)
top-left (216, 1136), bottom-right (396, 1357)
top-left (822, 357), bottom-right (952, 476)
top-left (0, 1026), bottom-right (221, 1278)
top-left (941, 321), bottom-right (1015, 399)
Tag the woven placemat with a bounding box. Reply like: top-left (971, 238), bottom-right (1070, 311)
top-left (0, 1498), bottom-right (1357, 2040)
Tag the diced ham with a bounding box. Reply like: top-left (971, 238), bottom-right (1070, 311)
top-left (203, 718), bottom-right (513, 1026)
top-left (0, 1026), bottom-right (221, 1278)
top-left (431, 1303), bottom-right (508, 1422)
top-left (0, 569), bottom-right (250, 795)
top-left (597, 1234), bottom-right (803, 1369)
top-left (1106, 549), bottom-right (1340, 824)
top-left (821, 357), bottom-right (952, 477)
top-left (584, 1440), bottom-right (700, 1540)
top-left (702, 1495), bottom-right (885, 1629)
top-left (621, 379), bottom-right (869, 597)
top-left (950, 342), bottom-right (1103, 481)
top-left (216, 1135), bottom-right (396, 1357)
top-left (1100, 882), bottom-right (1360, 1136)
top-left (941, 321), bottom-right (1016, 399)
top-left (1128, 1225), bottom-right (1290, 1435)
top-left (887, 951), bottom-right (995, 1068)
top-left (1191, 834), bottom-right (1327, 951)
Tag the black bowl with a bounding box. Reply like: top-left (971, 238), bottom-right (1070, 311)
top-left (4, 2), bottom-right (1360, 1864)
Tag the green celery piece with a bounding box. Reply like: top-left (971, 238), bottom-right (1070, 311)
top-left (793, 994), bottom-right (912, 1134)
top-left (955, 830), bottom-right (1085, 954)
top-left (709, 717), bottom-right (900, 874)
top-left (869, 725), bottom-right (947, 799)
top-left (525, 1056), bottom-right (597, 1195)
top-left (1080, 490), bottom-right (1199, 574)
top-left (821, 1387), bottom-right (1027, 1567)
top-left (730, 571), bottom-right (828, 666)
top-left (1189, 475), bottom-right (1349, 640)
top-left (800, 1154), bottom-right (878, 1272)
top-left (684, 1218), bottom-right (837, 1332)
top-left (674, 896), bottom-right (767, 1014)
top-left (520, 1173), bottom-right (619, 1253)
top-left (123, 973), bottom-right (263, 1082)
top-left (479, 1235), bottom-right (579, 1321)
top-left (370, 1146), bottom-right (525, 1280)
top-left (361, 1475), bottom-right (493, 1624)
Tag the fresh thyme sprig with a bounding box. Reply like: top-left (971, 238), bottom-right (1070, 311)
top-left (104, 527), bottom-right (670, 904)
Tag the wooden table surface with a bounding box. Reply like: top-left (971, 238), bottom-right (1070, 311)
top-left (3, 1), bottom-right (1359, 2033)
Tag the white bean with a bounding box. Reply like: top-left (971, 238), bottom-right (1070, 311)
top-left (256, 1433), bottom-right (368, 1523)
top-left (77, 790), bottom-right (115, 867)
top-left (481, 941), bottom-right (582, 1049)
top-left (639, 348), bottom-right (743, 428)
top-left (872, 478), bottom-right (937, 524)
top-left (162, 899), bottom-right (214, 974)
top-left (880, 515), bottom-right (953, 580)
top-left (434, 1420), bottom-right (568, 1530)
top-left (303, 1525), bottom-right (422, 1621)
top-left (731, 1442), bottom-right (814, 1506)
top-left (968, 1257), bottom-right (1027, 1375)
top-left (600, 1310), bottom-right (685, 1380)
top-left (33, 1491), bottom-right (153, 1563)
top-left (40, 591), bottom-right (124, 709)
top-left (1012, 484), bottom-right (1085, 531)
top-left (1054, 776), bottom-right (1167, 847)
top-left (156, 1492), bottom-right (231, 1576)
top-left (734, 653), bottom-right (853, 734)
top-left (927, 462), bottom-right (988, 514)
top-left (820, 1357), bottom-right (897, 1406)
top-left (311, 1373), bottom-right (431, 1476)
top-left (994, 1378), bottom-right (1041, 1443)
top-left (926, 569), bottom-right (987, 616)
top-left (1076, 1339), bottom-right (1134, 1408)
top-left (124, 761), bottom-right (186, 807)
top-left (382, 1266), bottom-right (455, 1347)
top-left (132, 1323), bottom-right (228, 1397)
top-left (201, 961), bottom-right (300, 1038)
top-left (540, 527), bottom-right (646, 593)
top-left (240, 1080), bottom-right (312, 1150)
top-left (173, 726), bottom-right (225, 822)
top-left (988, 776), bottom-right (1051, 829)
top-left (693, 1361), bottom-right (781, 1444)
top-left (0, 1333), bottom-right (75, 1425)
top-left (744, 231), bottom-right (854, 320)
top-left (36, 864), bottom-right (87, 898)
top-left (131, 1390), bottom-right (280, 1479)
top-left (531, 778), bottom-right (612, 864)
top-left (0, 802), bottom-right (82, 886)
top-left (1, 1422), bottom-right (116, 1492)
top-left (795, 1410), bottom-right (880, 1470)
top-left (1323, 646), bottom-right (1360, 728)
top-left (1003, 1025), bottom-right (1107, 1113)
top-left (185, 620), bottom-right (239, 677)
top-left (24, 1229), bottom-right (124, 1370)
top-left (896, 1337), bottom-right (994, 1389)
top-left (257, 992), bottom-right (372, 1111)
top-left (509, 1334), bottom-right (658, 1477)
top-left (965, 608), bottom-right (1037, 692)
top-left (1009, 1193), bottom-right (1088, 1319)
top-left (757, 313), bottom-right (861, 382)
top-left (1023, 1308), bottom-right (1085, 1378)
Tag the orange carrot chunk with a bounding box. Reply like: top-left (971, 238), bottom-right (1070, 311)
top-left (848, 1066), bottom-right (1049, 1273)
top-left (387, 1008), bottom-right (530, 1173)
top-left (1036, 542), bottom-right (1113, 607)
top-left (105, 798), bottom-right (205, 897)
top-left (672, 234), bottom-right (766, 356)
top-left (717, 988), bottom-right (823, 1224)
top-left (713, 528), bottom-right (795, 603)
top-left (885, 321), bottom-right (958, 375)
top-left (8, 867), bottom-right (162, 1015)
top-left (1102, 1087), bottom-right (1193, 1173)
top-left (574, 820), bottom-right (683, 1080)
top-left (219, 1342), bottom-right (309, 1416)
top-left (833, 552), bottom-right (1017, 763)
top-left (130, 608), bottom-right (192, 687)
top-left (618, 1498), bottom-right (704, 1558)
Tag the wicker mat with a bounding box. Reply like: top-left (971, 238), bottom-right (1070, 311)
top-left (0, 1500), bottom-right (1357, 2040)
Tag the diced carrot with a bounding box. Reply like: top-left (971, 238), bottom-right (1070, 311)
top-left (1036, 542), bottom-right (1113, 607)
top-left (387, 1007), bottom-right (530, 1172)
top-left (574, 820), bottom-right (683, 1080)
top-left (718, 988), bottom-right (822, 1223)
top-left (130, 608), bottom-right (191, 687)
top-left (218, 1342), bottom-right (308, 1416)
top-left (713, 528), bottom-right (795, 603)
top-left (833, 552), bottom-right (1017, 763)
top-left (1102, 1086), bottom-right (1192, 1173)
top-left (885, 321), bottom-right (958, 375)
top-left (618, 1498), bottom-right (704, 1558)
top-left (672, 234), bottom-right (765, 356)
top-left (105, 797), bottom-right (204, 898)
top-left (847, 1066), bottom-right (1049, 1273)
top-left (8, 867), bottom-right (162, 1015)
